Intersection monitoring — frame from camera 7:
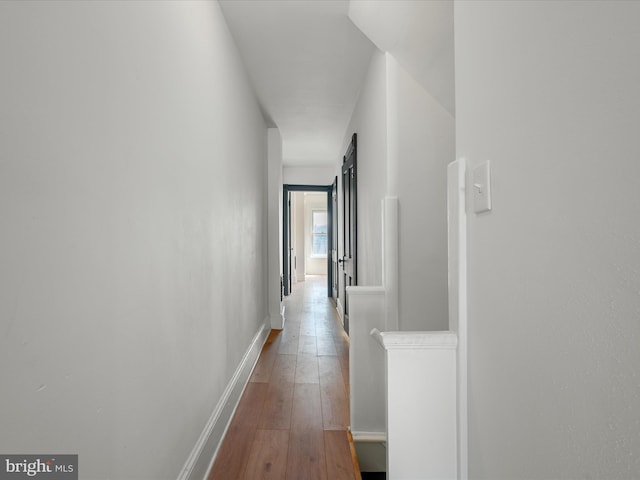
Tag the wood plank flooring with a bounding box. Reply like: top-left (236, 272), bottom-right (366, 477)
top-left (208, 276), bottom-right (359, 480)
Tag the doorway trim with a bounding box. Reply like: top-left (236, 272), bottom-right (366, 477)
top-left (282, 184), bottom-right (334, 297)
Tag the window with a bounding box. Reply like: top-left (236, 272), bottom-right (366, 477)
top-left (311, 210), bottom-right (328, 256)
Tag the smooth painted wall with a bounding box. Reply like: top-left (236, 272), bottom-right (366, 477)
top-left (283, 166), bottom-right (335, 186)
top-left (456, 1), bottom-right (640, 478)
top-left (341, 49), bottom-right (452, 332)
top-left (0, 2), bottom-right (267, 479)
top-left (268, 128), bottom-right (284, 328)
top-left (388, 56), bottom-right (453, 331)
top-left (341, 50), bottom-right (388, 291)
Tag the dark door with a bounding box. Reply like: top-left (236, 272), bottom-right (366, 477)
top-left (331, 176), bottom-right (339, 304)
top-left (283, 190), bottom-right (292, 296)
top-left (341, 134), bottom-right (357, 333)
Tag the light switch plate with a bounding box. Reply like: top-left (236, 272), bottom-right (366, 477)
top-left (473, 161), bottom-right (492, 213)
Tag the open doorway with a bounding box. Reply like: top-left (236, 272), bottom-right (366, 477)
top-left (282, 183), bottom-right (335, 299)
top-left (294, 192), bottom-right (326, 279)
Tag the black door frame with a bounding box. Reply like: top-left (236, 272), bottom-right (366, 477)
top-left (331, 176), bottom-right (339, 305)
top-left (341, 133), bottom-right (357, 333)
top-left (282, 184), bottom-right (334, 297)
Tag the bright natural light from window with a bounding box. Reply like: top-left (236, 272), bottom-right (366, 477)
top-left (312, 210), bottom-right (328, 256)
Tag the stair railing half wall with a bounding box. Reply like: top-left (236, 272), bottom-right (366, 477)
top-left (348, 158), bottom-right (468, 479)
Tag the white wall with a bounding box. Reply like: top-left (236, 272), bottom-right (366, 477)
top-left (340, 49), bottom-right (452, 331)
top-left (348, 0), bottom-right (455, 117)
top-left (283, 166), bottom-right (335, 186)
top-left (341, 50), bottom-right (388, 291)
top-left (455, 1), bottom-right (640, 478)
top-left (268, 128), bottom-right (284, 328)
top-left (389, 56), bottom-right (453, 331)
top-left (0, 2), bottom-right (267, 479)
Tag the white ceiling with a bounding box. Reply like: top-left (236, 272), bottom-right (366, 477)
top-left (348, 0), bottom-right (454, 116)
top-left (219, 0), bottom-right (375, 167)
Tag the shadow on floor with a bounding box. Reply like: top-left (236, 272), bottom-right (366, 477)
top-left (361, 473), bottom-right (386, 480)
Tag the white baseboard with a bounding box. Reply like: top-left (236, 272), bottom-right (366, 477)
top-left (177, 321), bottom-right (270, 480)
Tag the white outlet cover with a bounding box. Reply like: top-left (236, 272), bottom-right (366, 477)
top-left (472, 161), bottom-right (492, 213)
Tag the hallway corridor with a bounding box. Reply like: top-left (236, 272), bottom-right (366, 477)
top-left (208, 276), bottom-right (358, 479)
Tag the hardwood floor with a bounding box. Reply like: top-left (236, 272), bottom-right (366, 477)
top-left (208, 275), bottom-right (359, 480)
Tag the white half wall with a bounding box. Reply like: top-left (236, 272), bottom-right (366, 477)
top-left (455, 1), bottom-right (640, 478)
top-left (0, 2), bottom-right (268, 478)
